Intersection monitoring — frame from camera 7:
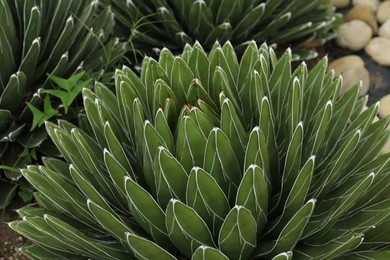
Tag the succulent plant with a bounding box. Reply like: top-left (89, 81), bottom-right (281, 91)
top-left (10, 42), bottom-right (390, 259)
top-left (102, 0), bottom-right (339, 59)
top-left (0, 0), bottom-right (125, 207)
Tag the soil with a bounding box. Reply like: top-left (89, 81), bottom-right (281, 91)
top-left (0, 200), bottom-right (30, 260)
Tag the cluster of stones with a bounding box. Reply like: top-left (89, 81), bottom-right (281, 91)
top-left (334, 0), bottom-right (390, 65)
top-left (331, 0), bottom-right (390, 152)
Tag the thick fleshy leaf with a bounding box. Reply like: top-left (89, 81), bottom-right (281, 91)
top-left (192, 246), bottom-right (229, 260)
top-left (253, 199), bottom-right (316, 258)
top-left (176, 115), bottom-right (206, 173)
top-left (124, 177), bottom-right (174, 251)
top-left (218, 206), bottom-right (257, 260)
top-left (126, 233), bottom-right (175, 260)
top-left (186, 167), bottom-right (230, 234)
top-left (154, 146), bottom-right (188, 208)
top-left (204, 128), bottom-right (241, 203)
top-left (165, 199), bottom-right (215, 257)
top-left (236, 165), bottom-right (268, 234)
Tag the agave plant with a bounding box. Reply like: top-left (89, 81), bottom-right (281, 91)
top-left (102, 0), bottom-right (339, 59)
top-left (10, 42), bottom-right (390, 259)
top-left (0, 0), bottom-right (125, 207)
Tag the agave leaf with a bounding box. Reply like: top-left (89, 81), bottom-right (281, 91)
top-left (154, 146), bottom-right (188, 208)
top-left (159, 48), bottom-right (175, 78)
top-left (221, 42), bottom-right (239, 80)
top-left (188, 106), bottom-right (217, 139)
top-left (205, 22), bottom-right (232, 47)
top-left (104, 149), bottom-right (134, 197)
top-left (192, 245), bottom-right (229, 260)
top-left (259, 97), bottom-right (279, 179)
top-left (181, 43), bottom-right (194, 63)
top-left (305, 173), bottom-right (375, 239)
top-left (188, 0), bottom-right (214, 42)
top-left (266, 156), bottom-right (315, 237)
top-left (19, 244), bottom-right (83, 260)
top-left (303, 101), bottom-right (332, 161)
top-left (252, 199), bottom-right (316, 258)
top-left (145, 59), bottom-right (170, 113)
top-left (350, 94), bottom-right (368, 122)
top-left (236, 165), bottom-right (268, 234)
top-left (244, 127), bottom-right (271, 189)
top-left (254, 12), bottom-right (291, 43)
top-left (44, 214), bottom-right (129, 259)
top-left (165, 199), bottom-right (215, 257)
top-left (212, 67), bottom-right (240, 113)
top-left (124, 176), bottom-right (174, 251)
top-left (272, 251), bottom-right (293, 260)
top-left (87, 200), bottom-right (133, 242)
top-left (275, 122), bottom-right (303, 213)
top-left (83, 94), bottom-right (107, 148)
top-left (153, 79), bottom-right (180, 128)
top-left (216, 0), bottom-right (243, 25)
top-left (285, 77), bottom-right (301, 139)
top-left (119, 66), bottom-right (147, 108)
top-left (70, 127), bottom-right (119, 202)
top-left (21, 167), bottom-right (93, 227)
top-left (126, 232), bottom-right (175, 260)
top-left (218, 206), bottom-right (257, 260)
top-left (347, 251), bottom-right (390, 259)
top-left (221, 97), bottom-right (247, 164)
top-left (94, 82), bottom-right (120, 118)
top-left (142, 120), bottom-right (167, 194)
top-left (104, 121), bottom-right (135, 178)
top-left (268, 48), bottom-right (291, 125)
top-left (295, 233), bottom-right (363, 259)
top-left (328, 199), bottom-right (390, 241)
top-left (157, 7), bottom-right (183, 41)
top-left (311, 130), bottom-right (361, 200)
top-left (204, 128), bottom-right (241, 203)
top-left (0, 71), bottom-right (27, 114)
top-left (176, 115), bottom-right (206, 173)
top-left (9, 219), bottom-right (84, 256)
top-left (238, 41), bottom-right (258, 90)
top-left (154, 109), bottom-right (174, 153)
top-left (170, 57), bottom-right (194, 102)
top-left (69, 165), bottom-right (119, 215)
top-left (187, 78), bottom-right (217, 112)
top-left (233, 3), bottom-right (266, 39)
top-left (186, 167), bottom-right (230, 234)
top-left (343, 102), bottom-right (379, 142)
top-left (353, 163), bottom-right (390, 211)
top-left (188, 43), bottom-right (210, 92)
top-left (317, 84), bottom-right (360, 161)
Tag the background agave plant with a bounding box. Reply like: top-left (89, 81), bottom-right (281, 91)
top-left (10, 42), bottom-right (390, 259)
top-left (102, 0), bottom-right (340, 59)
top-left (0, 0), bottom-right (125, 207)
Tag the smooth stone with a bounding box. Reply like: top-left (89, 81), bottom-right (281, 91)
top-left (365, 37), bottom-right (390, 65)
top-left (331, 0), bottom-right (351, 8)
top-left (353, 0), bottom-right (380, 11)
top-left (377, 1), bottom-right (390, 23)
top-left (328, 55), bottom-right (365, 76)
top-left (379, 19), bottom-right (390, 38)
top-left (379, 94), bottom-right (390, 118)
top-left (336, 20), bottom-right (373, 51)
top-left (340, 67), bottom-right (370, 96)
top-left (345, 5), bottom-right (378, 33)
